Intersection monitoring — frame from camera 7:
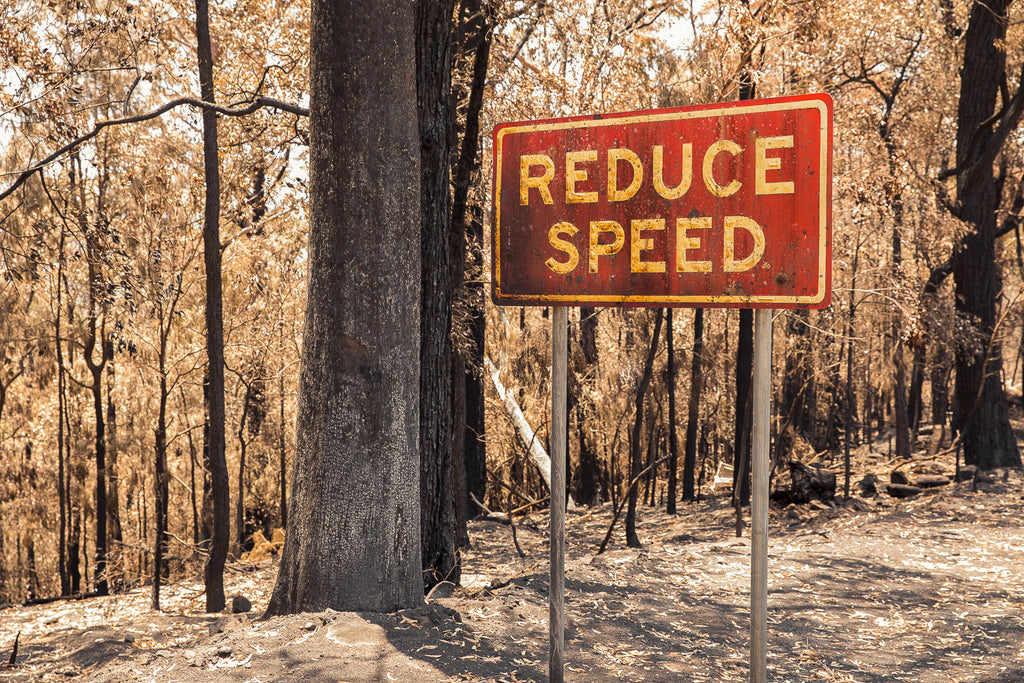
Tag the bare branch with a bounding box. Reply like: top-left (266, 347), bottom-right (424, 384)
top-left (0, 96), bottom-right (309, 203)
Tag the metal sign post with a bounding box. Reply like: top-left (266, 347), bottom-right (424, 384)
top-left (751, 308), bottom-right (773, 682)
top-left (550, 307), bottom-right (568, 683)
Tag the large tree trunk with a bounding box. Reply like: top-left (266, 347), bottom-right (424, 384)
top-left (265, 0), bottom-right (423, 614)
top-left (452, 0), bottom-right (491, 522)
top-left (951, 0), bottom-right (1022, 470)
top-left (417, 0), bottom-right (459, 593)
top-left (195, 0), bottom-right (229, 613)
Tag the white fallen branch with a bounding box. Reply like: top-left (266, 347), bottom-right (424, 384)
top-left (485, 355), bottom-right (576, 508)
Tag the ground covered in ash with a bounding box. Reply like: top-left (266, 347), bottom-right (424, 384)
top-left (2, 448), bottom-right (1023, 682)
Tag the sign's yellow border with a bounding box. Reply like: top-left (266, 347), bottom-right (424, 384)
top-left (492, 97), bottom-right (832, 306)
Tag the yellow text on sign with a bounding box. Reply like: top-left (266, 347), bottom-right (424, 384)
top-left (520, 135), bottom-right (795, 206)
top-left (544, 215), bottom-right (766, 275)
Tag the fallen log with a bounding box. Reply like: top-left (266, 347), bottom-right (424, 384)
top-left (886, 483), bottom-right (924, 498)
top-left (914, 474), bottom-right (950, 488)
top-left (773, 460), bottom-right (836, 505)
top-left (485, 355), bottom-right (576, 508)
top-left (890, 470), bottom-right (913, 486)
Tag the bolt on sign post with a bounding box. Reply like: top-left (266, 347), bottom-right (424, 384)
top-left (491, 93), bottom-right (833, 682)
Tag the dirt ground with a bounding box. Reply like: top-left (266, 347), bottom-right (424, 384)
top-left (2, 446), bottom-right (1023, 682)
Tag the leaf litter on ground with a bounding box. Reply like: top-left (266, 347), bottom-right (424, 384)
top-left (1, 447), bottom-right (1024, 682)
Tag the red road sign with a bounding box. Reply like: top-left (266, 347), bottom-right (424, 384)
top-left (491, 93), bottom-right (832, 308)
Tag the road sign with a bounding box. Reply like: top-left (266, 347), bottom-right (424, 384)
top-left (491, 94), bottom-right (833, 683)
top-left (491, 93), bottom-right (832, 308)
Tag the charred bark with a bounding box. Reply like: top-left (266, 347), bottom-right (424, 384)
top-left (950, 0), bottom-right (1022, 470)
top-left (195, 0), bottom-right (229, 612)
top-left (682, 309), bottom-right (704, 502)
top-left (417, 0), bottom-right (460, 592)
top-left (625, 310), bottom-right (663, 548)
top-left (665, 309), bottom-right (680, 514)
top-left (265, 0), bottom-right (423, 614)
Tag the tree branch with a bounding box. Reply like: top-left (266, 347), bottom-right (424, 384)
top-left (922, 189), bottom-right (1023, 297)
top-left (939, 62), bottom-right (1024, 184)
top-left (0, 96), bottom-right (309, 203)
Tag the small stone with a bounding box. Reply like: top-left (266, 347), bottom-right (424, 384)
top-left (889, 470), bottom-right (912, 486)
top-left (303, 621), bottom-right (317, 631)
top-left (914, 474), bottom-right (950, 488)
top-left (857, 474), bottom-right (878, 497)
top-left (124, 633), bottom-right (136, 644)
top-left (231, 595), bottom-right (252, 613)
top-left (209, 616), bottom-right (246, 635)
top-left (216, 645), bottom-right (233, 657)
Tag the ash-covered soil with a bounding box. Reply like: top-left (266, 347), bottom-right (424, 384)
top-left (2, 450), bottom-right (1023, 682)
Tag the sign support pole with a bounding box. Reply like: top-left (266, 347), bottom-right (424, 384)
top-left (750, 308), bottom-right (773, 683)
top-left (550, 306), bottom-right (568, 683)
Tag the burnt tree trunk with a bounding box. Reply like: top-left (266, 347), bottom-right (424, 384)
top-left (278, 371), bottom-right (288, 529)
top-left (417, 0), bottom-right (459, 592)
top-left (104, 340), bottom-right (121, 589)
top-left (182, 388), bottom-right (200, 546)
top-left (625, 310), bottom-right (663, 548)
top-left (82, 251), bottom-right (109, 597)
top-left (665, 308), bottom-right (680, 514)
top-left (68, 506), bottom-right (81, 595)
top-left (195, 0), bottom-right (229, 613)
top-left (235, 383), bottom-right (252, 554)
top-left (844, 246), bottom-right (859, 498)
top-left (200, 374), bottom-right (214, 545)
top-left (152, 370), bottom-right (169, 610)
top-left (574, 306), bottom-right (601, 505)
top-left (733, 309), bottom-right (753, 506)
top-left (451, 0), bottom-right (491, 523)
top-left (682, 309), bottom-right (704, 501)
top-left (265, 0), bottom-right (423, 614)
top-left (950, 0), bottom-right (1022, 470)
top-left (888, 138), bottom-right (912, 460)
top-left (732, 33), bottom-right (758, 508)
top-left (55, 233), bottom-right (70, 597)
top-left (908, 341), bottom-right (926, 435)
